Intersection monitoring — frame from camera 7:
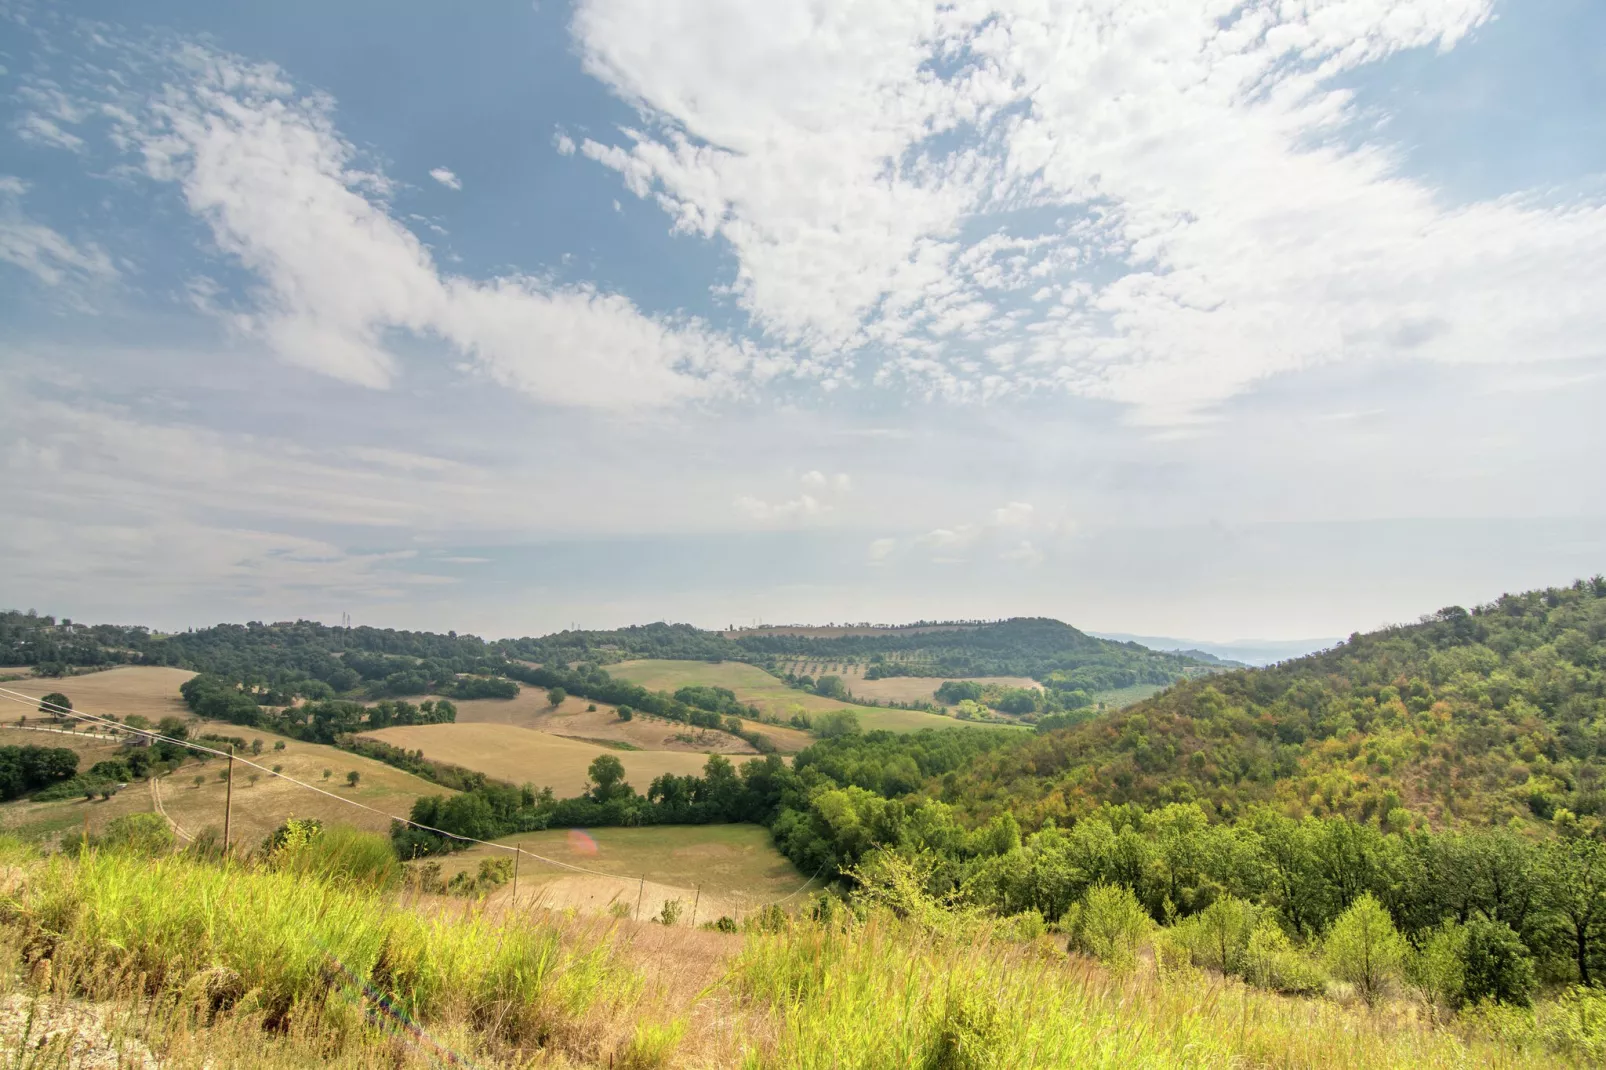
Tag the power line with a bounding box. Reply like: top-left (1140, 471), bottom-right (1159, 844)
top-left (0, 686), bottom-right (830, 903)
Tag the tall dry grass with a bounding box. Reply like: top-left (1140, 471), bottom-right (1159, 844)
top-left (0, 835), bottom-right (1597, 1068)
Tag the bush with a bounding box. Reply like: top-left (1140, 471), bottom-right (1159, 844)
top-left (1242, 922), bottom-right (1325, 994)
top-left (1177, 894), bottom-right (1259, 975)
top-left (97, 812), bottom-right (176, 856)
top-left (1460, 915), bottom-right (1536, 1008)
top-left (657, 898), bottom-right (684, 926)
top-left (1063, 884), bottom-right (1151, 971)
top-left (1323, 893), bottom-right (1407, 1005)
top-left (1407, 920), bottom-right (1466, 1012)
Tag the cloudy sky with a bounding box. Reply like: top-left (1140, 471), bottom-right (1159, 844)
top-left (2, 0), bottom-right (1604, 644)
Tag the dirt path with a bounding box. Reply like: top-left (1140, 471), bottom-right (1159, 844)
top-left (149, 775), bottom-right (193, 842)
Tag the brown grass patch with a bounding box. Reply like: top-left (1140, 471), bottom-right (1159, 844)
top-left (0, 667), bottom-right (195, 726)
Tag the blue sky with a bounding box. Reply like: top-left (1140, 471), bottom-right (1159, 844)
top-left (2, 0), bottom-right (1604, 644)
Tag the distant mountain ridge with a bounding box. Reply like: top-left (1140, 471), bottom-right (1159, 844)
top-left (1089, 632), bottom-right (1341, 667)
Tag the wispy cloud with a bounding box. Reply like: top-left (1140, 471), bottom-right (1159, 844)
top-left (428, 166), bottom-right (462, 190)
top-left (573, 0), bottom-right (1606, 423)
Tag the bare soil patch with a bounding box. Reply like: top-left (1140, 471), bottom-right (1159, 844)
top-left (847, 674), bottom-right (1043, 705)
top-left (454, 693), bottom-right (759, 753)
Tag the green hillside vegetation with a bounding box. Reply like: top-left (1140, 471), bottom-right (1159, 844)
top-left (945, 578), bottom-right (1606, 828)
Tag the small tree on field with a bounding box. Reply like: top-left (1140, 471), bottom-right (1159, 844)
top-left (39, 692), bottom-right (71, 720)
top-left (346, 770), bottom-right (361, 787)
top-left (1064, 884), bottom-right (1151, 972)
top-left (248, 773), bottom-right (261, 787)
top-left (322, 768), bottom-right (332, 780)
top-left (1323, 893), bottom-right (1407, 1006)
top-left (192, 775), bottom-right (205, 789)
top-left (250, 739), bottom-right (263, 756)
top-left (546, 687), bottom-right (567, 708)
top-left (617, 705), bottom-right (633, 722)
top-left (273, 740), bottom-right (286, 751)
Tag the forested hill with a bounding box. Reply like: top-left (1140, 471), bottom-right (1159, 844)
top-left (2, 611), bottom-right (1212, 696)
top-left (731, 616), bottom-right (1210, 688)
top-left (942, 578), bottom-right (1606, 831)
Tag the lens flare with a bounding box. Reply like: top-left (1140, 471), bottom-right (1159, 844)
top-left (566, 828), bottom-right (599, 855)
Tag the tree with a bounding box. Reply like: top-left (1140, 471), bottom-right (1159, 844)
top-left (1459, 915), bottom-right (1536, 1007)
top-left (323, 768), bottom-right (332, 780)
top-left (1539, 835), bottom-right (1606, 985)
top-left (39, 692), bottom-right (71, 720)
top-left (250, 739), bottom-right (264, 756)
top-left (1323, 893), bottom-right (1407, 1005)
top-left (273, 740), bottom-right (286, 751)
top-left (815, 710), bottom-right (861, 739)
top-left (547, 687), bottom-right (567, 707)
top-left (346, 770), bottom-right (361, 787)
top-left (192, 775), bottom-right (204, 789)
top-left (588, 754), bottom-right (628, 802)
top-left (1064, 883), bottom-right (1152, 972)
top-left (617, 705), bottom-right (634, 722)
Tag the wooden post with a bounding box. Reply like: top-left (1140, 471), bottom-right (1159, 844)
top-left (222, 746), bottom-right (235, 856)
top-left (635, 875), bottom-right (645, 922)
top-left (690, 885), bottom-right (700, 930)
top-left (512, 848), bottom-right (520, 903)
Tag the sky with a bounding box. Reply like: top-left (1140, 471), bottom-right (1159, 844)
top-left (1, 0), bottom-right (1604, 645)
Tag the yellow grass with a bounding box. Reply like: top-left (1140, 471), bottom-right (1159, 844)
top-left (361, 722), bottom-right (716, 796)
top-left (608, 659), bottom-right (978, 735)
top-left (847, 673), bottom-right (1043, 705)
top-left (452, 691), bottom-right (781, 753)
top-left (0, 666), bottom-right (195, 726)
top-left (1, 720), bottom-right (450, 848)
top-left (434, 824), bottom-right (816, 922)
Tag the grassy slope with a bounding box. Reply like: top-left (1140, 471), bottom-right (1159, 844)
top-left (0, 841), bottom-right (1587, 1069)
top-left (433, 824), bottom-right (815, 922)
top-left (608, 658), bottom-right (996, 735)
top-left (453, 689), bottom-right (817, 753)
top-left (0, 666), bottom-right (195, 725)
top-left (1, 720), bottom-right (450, 847)
top-left (361, 721), bottom-right (716, 796)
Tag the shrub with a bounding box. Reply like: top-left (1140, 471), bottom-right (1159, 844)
top-left (1179, 894), bottom-right (1259, 975)
top-left (1063, 884), bottom-right (1151, 972)
top-left (1242, 922), bottom-right (1325, 994)
top-left (1323, 893), bottom-right (1407, 1005)
top-left (1408, 920), bottom-right (1466, 1012)
top-left (658, 898), bottom-right (684, 926)
top-left (1460, 915), bottom-right (1536, 1008)
top-left (97, 812), bottom-right (176, 856)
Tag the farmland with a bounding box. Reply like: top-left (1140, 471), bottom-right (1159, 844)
top-left (361, 721), bottom-right (718, 796)
top-left (451, 689), bottom-right (798, 753)
top-left (607, 658), bottom-right (983, 734)
top-left (427, 823), bottom-right (814, 922)
top-left (0, 719), bottom-right (447, 847)
top-left (0, 666), bottom-right (195, 725)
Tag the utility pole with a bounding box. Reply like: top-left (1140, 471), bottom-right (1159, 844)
top-left (690, 885), bottom-right (700, 930)
top-left (222, 745), bottom-right (235, 856)
top-left (635, 875), bottom-right (645, 922)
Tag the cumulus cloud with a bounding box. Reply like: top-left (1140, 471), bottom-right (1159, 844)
top-left (429, 167), bottom-right (462, 190)
top-left (553, 131), bottom-right (577, 156)
top-left (105, 43), bottom-right (767, 408)
top-left (866, 536), bottom-right (897, 563)
top-left (572, 0), bottom-right (1606, 422)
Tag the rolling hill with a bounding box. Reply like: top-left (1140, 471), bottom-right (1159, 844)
top-left (941, 578), bottom-right (1606, 829)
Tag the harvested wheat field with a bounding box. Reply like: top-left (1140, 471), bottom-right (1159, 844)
top-left (0, 720), bottom-right (448, 848)
top-left (0, 666), bottom-right (195, 726)
top-left (433, 823), bottom-right (818, 923)
top-left (452, 691), bottom-right (787, 753)
top-left (607, 659), bottom-right (971, 734)
top-left (361, 721), bottom-right (717, 796)
top-left (847, 674), bottom-right (1043, 705)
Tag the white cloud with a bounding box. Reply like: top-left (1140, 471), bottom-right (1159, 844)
top-left (429, 167), bottom-right (462, 190)
top-left (0, 179), bottom-right (117, 286)
top-left (554, 132), bottom-right (577, 156)
top-left (108, 44), bottom-right (769, 408)
top-left (17, 114), bottom-right (85, 152)
top-left (736, 468), bottom-right (853, 523)
top-left (573, 0), bottom-right (1606, 423)
top-left (991, 501), bottom-right (1033, 527)
top-left (866, 537), bottom-right (897, 563)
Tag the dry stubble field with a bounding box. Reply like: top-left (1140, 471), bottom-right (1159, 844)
top-left (361, 721), bottom-right (718, 797)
